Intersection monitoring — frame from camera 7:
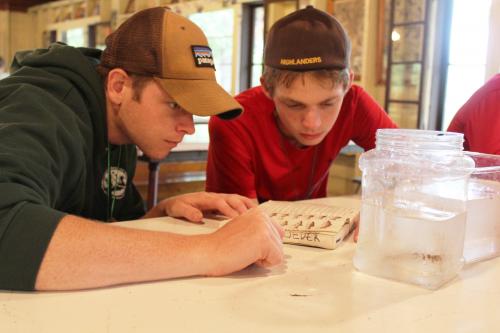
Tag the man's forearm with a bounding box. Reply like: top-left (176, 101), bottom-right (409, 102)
top-left (35, 215), bottom-right (209, 291)
top-left (36, 206), bottom-right (284, 291)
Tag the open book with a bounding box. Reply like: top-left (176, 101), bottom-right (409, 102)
top-left (259, 201), bottom-right (359, 250)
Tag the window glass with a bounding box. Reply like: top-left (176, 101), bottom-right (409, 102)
top-left (442, 0), bottom-right (491, 129)
top-left (61, 27), bottom-right (85, 47)
top-left (250, 6), bottom-right (264, 87)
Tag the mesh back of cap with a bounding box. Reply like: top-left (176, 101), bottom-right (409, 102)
top-left (100, 7), bottom-right (165, 75)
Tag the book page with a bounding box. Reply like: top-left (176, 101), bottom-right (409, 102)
top-left (260, 201), bottom-right (359, 249)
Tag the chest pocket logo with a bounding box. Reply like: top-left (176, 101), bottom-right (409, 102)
top-left (101, 167), bottom-right (128, 199)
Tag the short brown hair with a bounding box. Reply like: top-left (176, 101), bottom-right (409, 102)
top-left (261, 66), bottom-right (350, 96)
top-left (97, 65), bottom-right (155, 102)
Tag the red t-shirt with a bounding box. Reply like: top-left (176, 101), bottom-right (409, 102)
top-left (447, 74), bottom-right (500, 155)
top-left (206, 85), bottom-right (397, 202)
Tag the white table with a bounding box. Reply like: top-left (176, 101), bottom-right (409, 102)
top-left (1, 197), bottom-right (499, 332)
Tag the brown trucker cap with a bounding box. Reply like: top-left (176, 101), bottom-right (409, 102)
top-left (100, 6), bottom-right (242, 119)
top-left (264, 5), bottom-right (351, 71)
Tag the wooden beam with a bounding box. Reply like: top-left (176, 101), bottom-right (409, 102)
top-left (0, 0), bottom-right (56, 12)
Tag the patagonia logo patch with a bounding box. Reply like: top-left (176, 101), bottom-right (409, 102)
top-left (191, 45), bottom-right (215, 69)
top-left (280, 57), bottom-right (322, 66)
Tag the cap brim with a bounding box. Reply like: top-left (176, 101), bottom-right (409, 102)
top-left (155, 78), bottom-right (243, 119)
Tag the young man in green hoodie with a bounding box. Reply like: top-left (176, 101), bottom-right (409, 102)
top-left (0, 7), bottom-right (283, 291)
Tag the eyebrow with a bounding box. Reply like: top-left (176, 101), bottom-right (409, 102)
top-left (279, 97), bottom-right (303, 105)
top-left (279, 96), bottom-right (339, 105)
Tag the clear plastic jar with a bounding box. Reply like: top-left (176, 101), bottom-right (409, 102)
top-left (353, 129), bottom-right (474, 289)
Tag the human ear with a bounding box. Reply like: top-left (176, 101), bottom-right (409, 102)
top-left (260, 76), bottom-right (272, 99)
top-left (346, 70), bottom-right (354, 91)
top-left (106, 68), bottom-right (130, 105)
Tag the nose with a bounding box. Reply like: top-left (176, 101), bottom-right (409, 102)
top-left (176, 113), bottom-right (195, 135)
top-left (302, 108), bottom-right (321, 131)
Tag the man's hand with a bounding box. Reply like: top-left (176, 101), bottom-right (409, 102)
top-left (353, 224), bottom-right (359, 242)
top-left (144, 192), bottom-right (256, 221)
top-left (35, 209), bottom-right (283, 290)
top-left (199, 208), bottom-right (285, 276)
top-left (353, 213), bottom-right (360, 242)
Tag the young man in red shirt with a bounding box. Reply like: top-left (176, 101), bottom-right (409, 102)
top-left (447, 74), bottom-right (500, 155)
top-left (207, 6), bottom-right (397, 203)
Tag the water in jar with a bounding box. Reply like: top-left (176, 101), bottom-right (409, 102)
top-left (354, 194), bottom-right (466, 289)
top-left (463, 178), bottom-right (500, 263)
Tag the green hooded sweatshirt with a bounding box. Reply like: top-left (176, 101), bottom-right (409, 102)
top-left (0, 43), bottom-right (145, 291)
